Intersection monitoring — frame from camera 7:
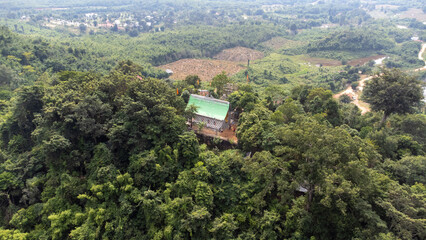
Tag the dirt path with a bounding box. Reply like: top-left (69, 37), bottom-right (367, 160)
top-left (414, 43), bottom-right (426, 72)
top-left (334, 42), bottom-right (426, 114)
top-left (333, 76), bottom-right (372, 114)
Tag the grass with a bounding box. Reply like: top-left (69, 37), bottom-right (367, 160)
top-left (307, 50), bottom-right (380, 61)
top-left (231, 52), bottom-right (347, 93)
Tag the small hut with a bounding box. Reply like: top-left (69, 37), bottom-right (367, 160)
top-left (186, 94), bottom-right (230, 131)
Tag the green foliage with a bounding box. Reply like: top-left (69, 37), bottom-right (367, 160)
top-left (211, 72), bottom-right (230, 97)
top-left (383, 155), bottom-right (426, 185)
top-left (0, 2), bottom-right (425, 239)
top-left (0, 228), bottom-right (27, 239)
top-left (307, 28), bottom-right (395, 52)
top-left (228, 86), bottom-right (258, 115)
top-left (339, 94), bottom-right (353, 104)
top-left (385, 41), bottom-right (424, 69)
top-left (233, 53), bottom-right (300, 86)
top-left (274, 98), bottom-right (305, 124)
top-left (184, 75), bottom-right (201, 88)
top-left (362, 68), bottom-right (424, 123)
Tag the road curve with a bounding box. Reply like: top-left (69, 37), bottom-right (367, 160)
top-left (334, 42), bottom-right (426, 114)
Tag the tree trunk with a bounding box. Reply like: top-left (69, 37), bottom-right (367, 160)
top-left (380, 112), bottom-right (388, 125)
top-left (306, 185), bottom-right (314, 212)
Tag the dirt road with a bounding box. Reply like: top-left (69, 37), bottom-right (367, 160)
top-left (334, 42), bottom-right (426, 114)
top-left (333, 76), bottom-right (372, 114)
top-left (415, 43), bottom-right (426, 72)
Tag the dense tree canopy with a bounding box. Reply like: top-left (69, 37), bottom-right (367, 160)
top-left (0, 0), bottom-right (425, 239)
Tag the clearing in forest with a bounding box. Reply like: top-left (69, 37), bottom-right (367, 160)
top-left (262, 37), bottom-right (305, 50)
top-left (398, 8), bottom-right (426, 22)
top-left (301, 56), bottom-right (341, 66)
top-left (213, 47), bottom-right (264, 62)
top-left (159, 59), bottom-right (245, 81)
top-left (348, 55), bottom-right (386, 66)
top-left (333, 76), bottom-right (372, 115)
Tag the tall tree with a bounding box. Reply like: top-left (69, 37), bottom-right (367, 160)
top-left (211, 71), bottom-right (229, 97)
top-left (362, 68), bottom-right (423, 124)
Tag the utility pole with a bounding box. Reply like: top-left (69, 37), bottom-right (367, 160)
top-left (247, 59), bottom-right (250, 83)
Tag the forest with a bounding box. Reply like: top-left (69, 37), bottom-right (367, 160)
top-left (0, 0), bottom-right (425, 239)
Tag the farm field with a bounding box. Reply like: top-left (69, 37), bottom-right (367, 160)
top-left (398, 8), bottom-right (426, 22)
top-left (347, 55), bottom-right (386, 66)
top-left (300, 56), bottom-right (341, 66)
top-left (159, 58), bottom-right (245, 81)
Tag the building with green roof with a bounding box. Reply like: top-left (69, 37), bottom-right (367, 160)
top-left (186, 94), bottom-right (230, 131)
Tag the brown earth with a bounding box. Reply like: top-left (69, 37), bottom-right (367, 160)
top-left (159, 59), bottom-right (245, 81)
top-left (348, 55), bottom-right (386, 66)
top-left (333, 76), bottom-right (372, 115)
top-left (213, 46), bottom-right (264, 62)
top-left (192, 125), bottom-right (238, 144)
top-left (303, 55), bottom-right (387, 67)
top-left (399, 8), bottom-right (426, 22)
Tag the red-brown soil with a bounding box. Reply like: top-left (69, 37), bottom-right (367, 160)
top-left (348, 55), bottom-right (386, 66)
top-left (192, 125), bottom-right (238, 144)
top-left (213, 47), bottom-right (264, 62)
top-left (159, 59), bottom-right (245, 81)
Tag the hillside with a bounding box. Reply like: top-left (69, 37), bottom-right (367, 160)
top-left (0, 0), bottom-right (425, 239)
top-left (213, 47), bottom-right (264, 62)
top-left (159, 58), bottom-right (245, 81)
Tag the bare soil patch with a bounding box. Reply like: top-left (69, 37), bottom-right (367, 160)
top-left (333, 76), bottom-right (372, 115)
top-left (302, 56), bottom-right (341, 66)
top-left (348, 55), bottom-right (386, 66)
top-left (399, 8), bottom-right (426, 22)
top-left (213, 47), bottom-right (264, 62)
top-left (193, 125), bottom-right (238, 144)
top-left (159, 59), bottom-right (245, 81)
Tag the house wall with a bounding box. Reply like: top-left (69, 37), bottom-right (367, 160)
top-left (194, 114), bottom-right (228, 131)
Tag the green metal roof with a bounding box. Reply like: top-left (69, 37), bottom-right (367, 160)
top-left (186, 94), bottom-right (229, 120)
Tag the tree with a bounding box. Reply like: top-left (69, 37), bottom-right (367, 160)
top-left (290, 23), bottom-right (297, 34)
top-left (184, 75), bottom-right (201, 88)
top-left (0, 65), bottom-right (15, 86)
top-left (112, 24), bottom-right (118, 32)
top-left (79, 24), bottom-right (87, 34)
top-left (362, 68), bottom-right (423, 124)
top-left (184, 104), bottom-right (198, 127)
top-left (128, 29), bottom-right (139, 37)
top-left (275, 98), bottom-right (305, 124)
top-left (339, 94), bottom-right (352, 104)
top-left (305, 88), bottom-right (341, 126)
top-left (211, 72), bottom-right (229, 97)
